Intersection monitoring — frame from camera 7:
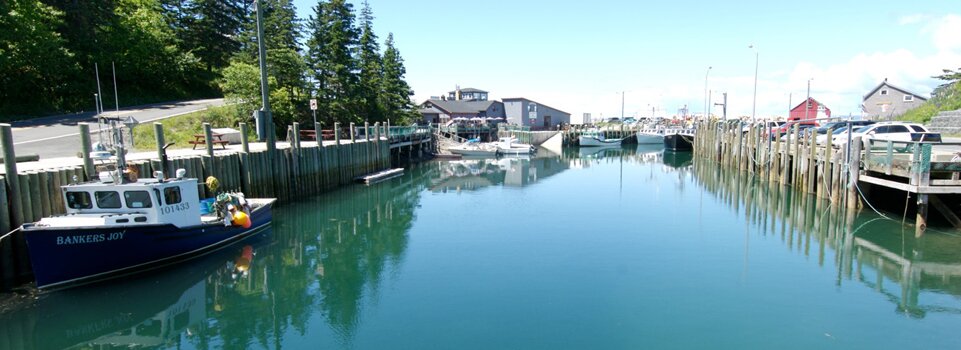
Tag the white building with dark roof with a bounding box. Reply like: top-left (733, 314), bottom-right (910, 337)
top-left (419, 87), bottom-right (570, 129)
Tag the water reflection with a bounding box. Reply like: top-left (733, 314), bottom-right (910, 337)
top-left (692, 162), bottom-right (961, 318)
top-left (0, 232), bottom-right (274, 349)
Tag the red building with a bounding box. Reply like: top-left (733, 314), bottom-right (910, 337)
top-left (788, 97), bottom-right (831, 124)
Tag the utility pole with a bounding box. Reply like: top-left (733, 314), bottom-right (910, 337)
top-left (704, 66), bottom-right (712, 120)
top-left (714, 92), bottom-right (727, 120)
top-left (749, 45), bottom-right (758, 123)
top-left (254, 0), bottom-right (275, 152)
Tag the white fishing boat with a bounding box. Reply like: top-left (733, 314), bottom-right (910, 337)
top-left (19, 117), bottom-right (276, 290)
top-left (635, 129), bottom-right (666, 144)
top-left (579, 130), bottom-right (623, 147)
top-left (448, 141), bottom-right (498, 157)
top-left (495, 136), bottom-right (536, 155)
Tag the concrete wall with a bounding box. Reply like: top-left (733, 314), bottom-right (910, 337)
top-left (864, 84), bottom-right (924, 120)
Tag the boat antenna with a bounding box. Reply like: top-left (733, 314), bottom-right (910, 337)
top-left (95, 63), bottom-right (103, 115)
top-left (112, 62), bottom-right (120, 115)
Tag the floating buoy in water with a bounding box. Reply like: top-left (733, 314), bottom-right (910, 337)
top-left (231, 211), bottom-right (251, 229)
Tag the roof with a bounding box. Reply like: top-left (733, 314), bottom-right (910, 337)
top-left (418, 105), bottom-right (443, 114)
top-left (501, 97), bottom-right (571, 115)
top-left (863, 80), bottom-right (929, 101)
top-left (448, 88), bottom-right (487, 94)
top-left (423, 99), bottom-right (500, 114)
top-left (790, 97), bottom-right (829, 111)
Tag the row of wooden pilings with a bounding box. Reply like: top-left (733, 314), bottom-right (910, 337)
top-left (691, 119), bottom-right (864, 214)
top-left (0, 120), bottom-right (391, 291)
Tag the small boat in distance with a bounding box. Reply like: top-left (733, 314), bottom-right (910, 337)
top-left (20, 118), bottom-right (276, 290)
top-left (579, 129), bottom-right (624, 147)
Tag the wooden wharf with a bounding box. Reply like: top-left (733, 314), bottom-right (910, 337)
top-left (0, 121), bottom-right (433, 291)
top-left (691, 119), bottom-right (961, 238)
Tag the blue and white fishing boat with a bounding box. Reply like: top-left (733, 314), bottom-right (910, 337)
top-left (20, 118), bottom-right (275, 290)
top-left (578, 129), bottom-right (624, 147)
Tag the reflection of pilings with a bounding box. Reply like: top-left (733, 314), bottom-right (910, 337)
top-left (694, 162), bottom-right (961, 318)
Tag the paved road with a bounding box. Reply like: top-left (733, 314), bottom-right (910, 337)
top-left (10, 99), bottom-right (225, 159)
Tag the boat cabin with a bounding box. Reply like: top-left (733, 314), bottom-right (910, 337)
top-left (35, 177), bottom-right (202, 229)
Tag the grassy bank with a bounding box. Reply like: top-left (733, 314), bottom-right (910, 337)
top-left (132, 104), bottom-right (252, 151)
top-left (899, 81), bottom-right (961, 124)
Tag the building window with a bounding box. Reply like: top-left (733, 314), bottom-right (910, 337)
top-left (880, 90), bottom-right (888, 95)
top-left (95, 191), bottom-right (122, 209)
top-left (904, 95), bottom-right (914, 102)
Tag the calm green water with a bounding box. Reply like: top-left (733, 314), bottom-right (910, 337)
top-left (4, 145), bottom-right (961, 349)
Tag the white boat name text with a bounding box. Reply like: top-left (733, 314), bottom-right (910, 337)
top-left (56, 231), bottom-right (125, 245)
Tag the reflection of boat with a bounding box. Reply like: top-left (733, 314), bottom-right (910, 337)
top-left (21, 119), bottom-right (276, 290)
top-left (0, 232), bottom-right (271, 349)
top-left (662, 150), bottom-right (693, 168)
top-left (578, 145), bottom-right (626, 158)
top-left (579, 130), bottom-right (624, 147)
top-left (663, 132), bottom-right (694, 151)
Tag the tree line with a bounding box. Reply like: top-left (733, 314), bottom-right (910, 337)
top-left (0, 0), bottom-right (418, 127)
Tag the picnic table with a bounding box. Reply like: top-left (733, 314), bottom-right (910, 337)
top-left (189, 133), bottom-right (229, 149)
top-left (299, 129), bottom-right (337, 141)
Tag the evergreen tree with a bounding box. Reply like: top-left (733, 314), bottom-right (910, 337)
top-left (306, 0), bottom-right (360, 124)
top-left (356, 0), bottom-right (383, 122)
top-left (380, 33), bottom-right (416, 124)
top-left (187, 0), bottom-right (245, 72)
top-left (0, 0), bottom-right (77, 116)
top-left (226, 0), bottom-right (306, 128)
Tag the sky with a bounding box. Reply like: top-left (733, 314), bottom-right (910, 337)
top-left (291, 0), bottom-right (961, 121)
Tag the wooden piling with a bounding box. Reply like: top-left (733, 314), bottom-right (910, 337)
top-left (154, 122), bottom-right (166, 177)
top-left (80, 123), bottom-right (94, 179)
top-left (203, 123), bottom-right (214, 158)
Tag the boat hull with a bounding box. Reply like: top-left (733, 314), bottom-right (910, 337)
top-left (579, 135), bottom-right (622, 147)
top-left (664, 133), bottom-right (693, 151)
top-left (23, 200), bottom-right (275, 289)
top-left (635, 132), bottom-right (664, 144)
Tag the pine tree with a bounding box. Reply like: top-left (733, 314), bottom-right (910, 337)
top-left (306, 0), bottom-right (360, 124)
top-left (188, 0), bottom-right (245, 72)
top-left (380, 33), bottom-right (416, 124)
top-left (356, 0), bottom-right (383, 122)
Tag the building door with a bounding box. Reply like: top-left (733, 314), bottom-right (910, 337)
top-left (543, 115), bottom-right (551, 128)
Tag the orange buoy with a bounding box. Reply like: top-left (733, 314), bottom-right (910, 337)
top-left (231, 211), bottom-right (251, 229)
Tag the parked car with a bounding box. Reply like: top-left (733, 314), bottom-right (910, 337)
top-left (772, 121), bottom-right (817, 140)
top-left (746, 120), bottom-right (785, 136)
top-left (830, 121), bottom-right (939, 149)
top-left (812, 120), bottom-right (875, 145)
top-left (779, 124), bottom-right (817, 142)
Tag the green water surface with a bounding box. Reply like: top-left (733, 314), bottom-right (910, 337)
top-left (3, 145), bottom-right (961, 349)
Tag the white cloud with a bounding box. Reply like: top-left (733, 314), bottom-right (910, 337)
top-left (925, 14), bottom-right (961, 51)
top-left (756, 14), bottom-right (961, 117)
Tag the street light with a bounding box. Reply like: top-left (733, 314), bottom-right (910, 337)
top-left (704, 66), bottom-right (712, 120)
top-left (749, 45), bottom-right (758, 123)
